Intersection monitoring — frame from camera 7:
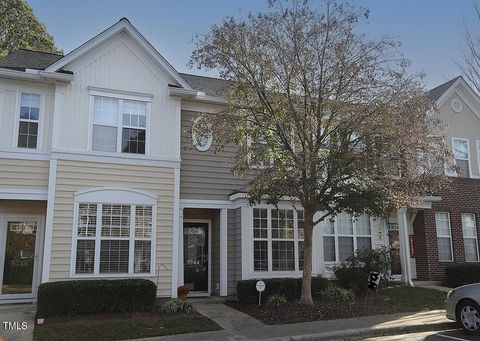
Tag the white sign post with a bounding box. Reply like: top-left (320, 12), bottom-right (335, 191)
top-left (256, 280), bottom-right (266, 306)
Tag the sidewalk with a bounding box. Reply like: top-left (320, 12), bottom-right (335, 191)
top-left (141, 302), bottom-right (455, 341)
top-left (0, 303), bottom-right (35, 341)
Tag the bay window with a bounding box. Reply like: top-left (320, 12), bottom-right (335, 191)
top-left (322, 213), bottom-right (373, 263)
top-left (91, 95), bottom-right (148, 154)
top-left (252, 208), bottom-right (304, 272)
top-left (73, 201), bottom-right (155, 276)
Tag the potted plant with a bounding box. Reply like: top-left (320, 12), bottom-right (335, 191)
top-left (177, 285), bottom-right (190, 300)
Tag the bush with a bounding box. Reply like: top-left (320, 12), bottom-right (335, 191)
top-left (160, 299), bottom-right (194, 314)
top-left (332, 246), bottom-right (392, 293)
top-left (322, 285), bottom-right (354, 302)
top-left (37, 279), bottom-right (156, 318)
top-left (445, 264), bottom-right (480, 287)
top-left (236, 276), bottom-right (329, 304)
top-left (266, 294), bottom-right (287, 308)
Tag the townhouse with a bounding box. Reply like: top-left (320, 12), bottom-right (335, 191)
top-left (0, 18), bottom-right (478, 303)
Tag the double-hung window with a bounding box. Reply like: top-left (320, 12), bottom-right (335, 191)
top-left (322, 213), bottom-right (373, 263)
top-left (91, 95), bottom-right (148, 154)
top-left (435, 212), bottom-right (453, 262)
top-left (452, 138), bottom-right (470, 178)
top-left (18, 93), bottom-right (40, 149)
top-left (252, 208), bottom-right (304, 272)
top-left (74, 200), bottom-right (155, 276)
top-left (461, 213), bottom-right (479, 262)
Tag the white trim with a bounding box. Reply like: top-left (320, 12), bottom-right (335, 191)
top-left (41, 159), bottom-right (57, 283)
top-left (452, 137), bottom-right (472, 178)
top-left (74, 187), bottom-right (157, 203)
top-left (0, 188), bottom-right (48, 201)
top-left (50, 149), bottom-right (180, 168)
top-left (89, 87), bottom-right (152, 102)
top-left (171, 168), bottom-right (180, 298)
top-left (45, 19), bottom-right (191, 89)
top-left (169, 87), bottom-right (227, 105)
top-left (178, 208), bottom-right (184, 286)
top-left (0, 68), bottom-right (73, 83)
top-left (461, 213), bottom-right (480, 263)
top-left (69, 194), bottom-right (157, 278)
top-left (183, 219), bottom-right (211, 296)
top-left (0, 215), bottom-right (44, 300)
top-left (436, 77), bottom-right (480, 116)
top-left (13, 91), bottom-right (43, 150)
top-left (219, 208), bottom-right (228, 296)
top-left (180, 199), bottom-right (232, 209)
top-left (435, 211), bottom-right (454, 262)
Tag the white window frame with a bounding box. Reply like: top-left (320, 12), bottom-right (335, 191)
top-left (251, 207), bottom-right (304, 274)
top-left (14, 91), bottom-right (43, 150)
top-left (452, 138), bottom-right (471, 178)
top-left (461, 213), bottom-right (479, 263)
top-left (88, 90), bottom-right (151, 156)
top-left (435, 211), bottom-right (454, 262)
top-left (323, 213), bottom-right (374, 264)
top-left (70, 188), bottom-right (157, 278)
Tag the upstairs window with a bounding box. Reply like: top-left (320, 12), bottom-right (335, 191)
top-left (453, 138), bottom-right (470, 178)
top-left (91, 95), bottom-right (148, 155)
top-left (18, 93), bottom-right (40, 149)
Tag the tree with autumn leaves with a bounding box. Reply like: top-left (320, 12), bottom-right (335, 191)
top-left (190, 0), bottom-right (452, 305)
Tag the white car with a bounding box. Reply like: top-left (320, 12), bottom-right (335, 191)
top-left (446, 283), bottom-right (480, 334)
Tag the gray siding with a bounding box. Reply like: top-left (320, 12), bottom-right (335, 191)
top-left (227, 208), bottom-right (242, 296)
top-left (211, 211), bottom-right (220, 295)
top-left (180, 110), bottom-right (250, 200)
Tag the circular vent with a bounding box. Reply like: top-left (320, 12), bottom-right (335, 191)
top-left (192, 117), bottom-right (213, 152)
top-left (451, 98), bottom-right (463, 113)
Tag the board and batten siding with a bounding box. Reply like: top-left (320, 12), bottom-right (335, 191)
top-left (180, 110), bottom-right (250, 200)
top-left (56, 32), bottom-right (180, 159)
top-left (0, 158), bottom-right (49, 189)
top-left (49, 159), bottom-right (175, 297)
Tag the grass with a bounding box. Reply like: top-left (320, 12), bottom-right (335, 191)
top-left (33, 312), bottom-right (221, 341)
top-left (227, 285), bottom-right (446, 325)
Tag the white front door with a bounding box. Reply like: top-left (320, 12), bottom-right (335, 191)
top-left (0, 217), bottom-right (42, 300)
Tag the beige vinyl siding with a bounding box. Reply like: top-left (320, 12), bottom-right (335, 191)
top-left (0, 158), bottom-right (49, 189)
top-left (49, 159), bottom-right (174, 297)
top-left (436, 86), bottom-right (480, 177)
top-left (227, 208), bottom-right (242, 296)
top-left (180, 110), bottom-right (250, 200)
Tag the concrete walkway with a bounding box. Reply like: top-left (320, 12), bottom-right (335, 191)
top-left (143, 302), bottom-right (455, 341)
top-left (0, 303), bottom-right (35, 341)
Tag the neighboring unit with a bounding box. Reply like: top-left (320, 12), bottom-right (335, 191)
top-left (0, 18), bottom-right (477, 303)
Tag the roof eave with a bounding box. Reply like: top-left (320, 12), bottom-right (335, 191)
top-left (169, 87), bottom-right (228, 105)
top-left (0, 68), bottom-right (73, 83)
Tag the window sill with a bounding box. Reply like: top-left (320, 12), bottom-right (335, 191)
top-left (70, 272), bottom-right (155, 279)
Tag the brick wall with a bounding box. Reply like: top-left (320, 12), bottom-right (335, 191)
top-left (413, 177), bottom-right (480, 281)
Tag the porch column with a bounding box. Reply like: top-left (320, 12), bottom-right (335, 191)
top-left (397, 206), bottom-right (413, 286)
top-left (220, 208), bottom-right (228, 296)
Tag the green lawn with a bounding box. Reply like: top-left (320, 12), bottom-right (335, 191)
top-left (379, 286), bottom-right (446, 312)
top-left (33, 312), bottom-right (221, 341)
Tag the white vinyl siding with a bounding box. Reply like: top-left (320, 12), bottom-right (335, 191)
top-left (435, 212), bottom-right (453, 262)
top-left (452, 138), bottom-right (470, 178)
top-left (461, 213), bottom-right (479, 262)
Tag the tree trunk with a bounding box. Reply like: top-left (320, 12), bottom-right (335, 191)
top-left (299, 208), bottom-right (315, 305)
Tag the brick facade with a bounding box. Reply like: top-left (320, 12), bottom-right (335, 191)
top-left (413, 177), bottom-right (480, 281)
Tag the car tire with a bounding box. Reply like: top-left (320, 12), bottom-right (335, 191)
top-left (456, 299), bottom-right (480, 335)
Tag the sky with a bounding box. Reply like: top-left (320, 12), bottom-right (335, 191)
top-left (28, 0), bottom-right (479, 90)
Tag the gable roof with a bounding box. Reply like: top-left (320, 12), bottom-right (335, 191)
top-left (0, 49), bottom-right (63, 71)
top-left (179, 73), bottom-right (230, 97)
top-left (427, 76), bottom-right (463, 101)
top-left (44, 18), bottom-right (191, 89)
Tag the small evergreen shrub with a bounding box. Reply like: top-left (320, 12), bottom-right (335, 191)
top-left (445, 264), bottom-right (480, 287)
top-left (160, 299), bottom-right (194, 314)
top-left (266, 294), bottom-right (287, 308)
top-left (37, 279), bottom-right (156, 317)
top-left (236, 276), bottom-right (329, 304)
top-left (322, 285), bottom-right (354, 302)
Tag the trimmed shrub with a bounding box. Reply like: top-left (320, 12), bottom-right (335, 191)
top-left (37, 279), bottom-right (157, 317)
top-left (236, 276), bottom-right (329, 304)
top-left (160, 299), bottom-right (194, 314)
top-left (322, 285), bottom-right (354, 302)
top-left (266, 294), bottom-right (287, 308)
top-left (445, 264), bottom-right (480, 288)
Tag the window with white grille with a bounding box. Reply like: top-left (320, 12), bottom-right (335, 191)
top-left (74, 202), bottom-right (154, 276)
top-left (435, 212), bottom-right (453, 262)
top-left (461, 213), bottom-right (479, 262)
top-left (18, 93), bottom-right (40, 149)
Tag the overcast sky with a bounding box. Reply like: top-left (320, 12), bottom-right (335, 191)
top-left (29, 0), bottom-right (479, 90)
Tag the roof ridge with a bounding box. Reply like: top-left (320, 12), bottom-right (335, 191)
top-left (428, 75), bottom-right (462, 92)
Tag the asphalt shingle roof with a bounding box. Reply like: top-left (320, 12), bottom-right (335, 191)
top-left (0, 49), bottom-right (63, 71)
top-left (427, 76), bottom-right (462, 101)
top-left (179, 73), bottom-right (230, 97)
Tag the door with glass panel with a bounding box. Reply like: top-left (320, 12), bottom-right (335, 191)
top-left (0, 218), bottom-right (41, 299)
top-left (183, 223), bottom-right (209, 292)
